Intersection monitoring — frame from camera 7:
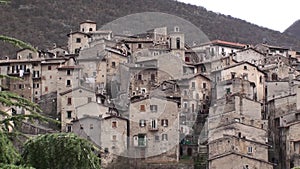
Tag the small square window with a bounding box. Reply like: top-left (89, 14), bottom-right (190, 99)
top-left (112, 62), bottom-right (116, 68)
top-left (112, 135), bottom-right (117, 141)
top-left (67, 70), bottom-right (71, 75)
top-left (140, 120), bottom-right (146, 127)
top-left (140, 105), bottom-right (145, 112)
top-left (191, 82), bottom-right (195, 88)
top-left (162, 134), bottom-right (168, 141)
top-left (112, 121), bottom-right (117, 128)
top-left (161, 119), bottom-right (168, 127)
top-left (76, 38), bottom-right (81, 43)
top-left (155, 135), bottom-right (159, 141)
top-left (66, 80), bottom-right (71, 86)
top-left (48, 66), bottom-right (51, 70)
top-left (244, 65), bottom-right (247, 70)
top-left (138, 43), bottom-right (142, 48)
top-left (150, 105), bottom-right (157, 112)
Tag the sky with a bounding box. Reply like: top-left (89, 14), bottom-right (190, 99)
top-left (177, 0), bottom-right (300, 32)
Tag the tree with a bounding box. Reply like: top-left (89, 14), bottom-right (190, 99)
top-left (0, 131), bottom-right (20, 164)
top-left (22, 133), bottom-right (101, 169)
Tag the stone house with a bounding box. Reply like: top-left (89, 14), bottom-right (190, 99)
top-left (58, 86), bottom-right (96, 132)
top-left (233, 47), bottom-right (266, 64)
top-left (211, 61), bottom-right (266, 103)
top-left (128, 96), bottom-right (180, 162)
top-left (177, 73), bottom-right (211, 136)
top-left (255, 43), bottom-right (289, 58)
top-left (208, 95), bottom-right (272, 169)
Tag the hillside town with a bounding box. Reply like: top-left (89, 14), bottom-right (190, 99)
top-left (1, 20), bottom-right (300, 169)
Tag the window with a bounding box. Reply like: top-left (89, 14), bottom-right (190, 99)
top-left (90, 124), bottom-right (93, 129)
top-left (140, 105), bottom-right (145, 112)
top-left (33, 70), bottom-right (40, 78)
top-left (244, 165), bottom-right (249, 169)
top-left (162, 134), bottom-right (168, 141)
top-left (191, 82), bottom-right (195, 89)
top-left (138, 134), bottom-right (146, 147)
top-left (139, 119), bottom-right (146, 127)
top-left (112, 62), bottom-right (116, 68)
top-left (192, 104), bottom-right (195, 112)
top-left (45, 87), bottom-right (48, 92)
top-left (112, 121), bottom-right (117, 128)
top-left (138, 74), bottom-right (142, 80)
top-left (150, 74), bottom-right (155, 81)
top-left (66, 80), bottom-right (71, 86)
top-left (67, 97), bottom-right (72, 105)
top-left (88, 97), bottom-right (92, 103)
top-left (176, 37), bottom-right (180, 49)
top-left (80, 124), bottom-right (83, 129)
top-left (150, 105), bottom-right (158, 112)
top-left (138, 43), bottom-right (142, 49)
top-left (67, 70), bottom-right (71, 75)
top-left (184, 90), bottom-right (188, 96)
top-left (50, 75), bottom-right (52, 79)
top-left (259, 76), bottom-right (263, 83)
top-left (185, 56), bottom-right (190, 62)
top-left (244, 65), bottom-right (248, 70)
top-left (89, 28), bottom-right (93, 31)
top-left (243, 73), bottom-right (248, 80)
top-left (66, 125), bottom-right (72, 132)
top-left (150, 119), bottom-right (157, 129)
top-left (203, 82), bottom-right (206, 89)
top-left (67, 111), bottom-right (72, 119)
top-left (36, 83), bottom-right (39, 88)
top-left (112, 135), bottom-right (117, 141)
top-left (48, 66), bottom-right (51, 70)
top-left (76, 38), bottom-right (81, 43)
top-left (155, 135), bottom-right (159, 141)
top-left (161, 119), bottom-right (168, 127)
top-left (247, 146), bottom-right (253, 154)
top-left (226, 88), bottom-right (231, 94)
top-left (183, 102), bottom-right (188, 109)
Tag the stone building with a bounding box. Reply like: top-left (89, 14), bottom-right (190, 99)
top-left (208, 95), bottom-right (273, 169)
top-left (128, 96), bottom-right (180, 162)
top-left (58, 87), bottom-right (96, 132)
top-left (211, 61), bottom-right (266, 103)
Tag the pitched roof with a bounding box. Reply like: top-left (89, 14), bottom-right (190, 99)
top-left (196, 39), bottom-right (246, 49)
top-left (59, 86), bottom-right (95, 96)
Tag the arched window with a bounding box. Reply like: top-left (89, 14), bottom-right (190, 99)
top-left (176, 37), bottom-right (180, 49)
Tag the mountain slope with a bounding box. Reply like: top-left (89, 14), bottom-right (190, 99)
top-left (284, 20), bottom-right (300, 40)
top-left (1, 0), bottom-right (300, 57)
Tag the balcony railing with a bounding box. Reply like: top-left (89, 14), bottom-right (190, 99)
top-left (148, 126), bottom-right (159, 131)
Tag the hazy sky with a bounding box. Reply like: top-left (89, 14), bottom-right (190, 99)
top-left (177, 0), bottom-right (299, 32)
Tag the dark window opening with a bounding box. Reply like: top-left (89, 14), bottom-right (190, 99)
top-left (76, 38), bottom-right (81, 43)
top-left (176, 38), bottom-right (180, 49)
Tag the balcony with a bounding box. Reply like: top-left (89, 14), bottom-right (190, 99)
top-left (32, 76), bottom-right (41, 80)
top-left (148, 126), bottom-right (159, 131)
